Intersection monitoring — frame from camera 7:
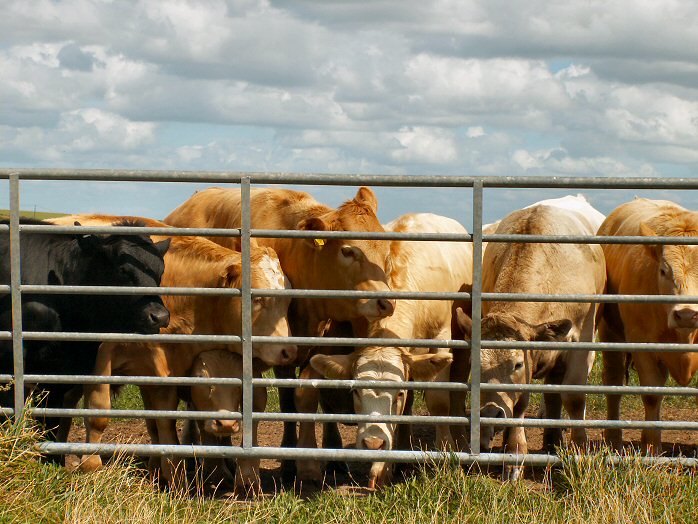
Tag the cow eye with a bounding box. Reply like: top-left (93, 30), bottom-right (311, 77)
top-left (660, 267), bottom-right (667, 277)
top-left (253, 297), bottom-right (265, 308)
top-left (514, 361), bottom-right (524, 371)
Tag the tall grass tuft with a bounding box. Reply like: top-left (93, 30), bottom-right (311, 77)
top-left (0, 416), bottom-right (247, 524)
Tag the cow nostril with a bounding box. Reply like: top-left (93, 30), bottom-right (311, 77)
top-left (377, 299), bottom-right (395, 315)
top-left (150, 309), bottom-right (169, 326)
top-left (362, 437), bottom-right (386, 450)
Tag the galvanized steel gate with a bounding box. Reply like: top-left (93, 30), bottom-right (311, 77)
top-left (2, 168), bottom-right (698, 469)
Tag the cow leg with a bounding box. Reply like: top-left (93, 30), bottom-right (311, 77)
top-left (424, 356), bottom-right (454, 450)
top-left (599, 312), bottom-right (627, 451)
top-left (634, 356), bottom-right (668, 455)
top-left (235, 385), bottom-right (267, 497)
top-left (541, 388), bottom-right (563, 452)
top-left (449, 344), bottom-right (470, 452)
top-left (560, 350), bottom-right (595, 449)
top-left (143, 418), bottom-right (163, 476)
top-left (502, 423), bottom-right (527, 481)
top-left (141, 386), bottom-right (188, 490)
top-left (602, 351), bottom-right (627, 450)
top-left (294, 366), bottom-right (323, 483)
top-left (275, 365), bottom-right (298, 481)
top-left (81, 344), bottom-right (115, 472)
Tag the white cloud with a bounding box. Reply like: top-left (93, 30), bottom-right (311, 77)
top-left (1, 0), bottom-right (698, 222)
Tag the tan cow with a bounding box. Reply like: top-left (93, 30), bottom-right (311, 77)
top-left (51, 214), bottom-right (295, 487)
top-left (164, 186), bottom-right (394, 478)
top-left (455, 195), bottom-right (606, 480)
top-left (598, 198), bottom-right (698, 453)
top-left (187, 350), bottom-right (267, 496)
top-left (310, 213), bottom-right (472, 488)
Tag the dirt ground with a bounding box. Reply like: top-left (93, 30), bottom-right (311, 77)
top-left (65, 405), bottom-right (698, 496)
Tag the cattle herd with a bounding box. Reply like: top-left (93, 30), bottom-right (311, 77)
top-left (1, 186), bottom-right (697, 495)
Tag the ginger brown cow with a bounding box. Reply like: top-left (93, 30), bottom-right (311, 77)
top-left (310, 213), bottom-right (472, 488)
top-left (51, 214), bottom-right (294, 487)
top-left (187, 350), bottom-right (267, 496)
top-left (164, 186), bottom-right (394, 478)
top-left (598, 198), bottom-right (698, 453)
top-left (456, 195), bottom-right (606, 480)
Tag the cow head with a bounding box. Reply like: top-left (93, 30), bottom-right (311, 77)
top-left (296, 187), bottom-right (395, 322)
top-left (310, 346), bottom-right (451, 489)
top-left (640, 222), bottom-right (698, 330)
top-left (455, 308), bottom-right (572, 451)
top-left (190, 350), bottom-right (243, 437)
top-left (71, 221), bottom-right (171, 334)
top-left (220, 247), bottom-right (297, 367)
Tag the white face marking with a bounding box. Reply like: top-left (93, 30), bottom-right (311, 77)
top-left (259, 254), bottom-right (285, 289)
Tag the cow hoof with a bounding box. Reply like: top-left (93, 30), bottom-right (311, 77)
top-left (79, 455), bottom-right (103, 472)
top-left (503, 465), bottom-right (523, 482)
top-left (233, 478), bottom-right (262, 499)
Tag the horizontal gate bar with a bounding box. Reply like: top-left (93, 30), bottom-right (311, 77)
top-left (24, 407), bottom-right (698, 431)
top-left (10, 222), bottom-right (698, 246)
top-left (10, 284), bottom-right (698, 305)
top-left (2, 374), bottom-right (695, 397)
top-left (29, 408), bottom-right (241, 421)
top-left (3, 331), bottom-right (698, 352)
top-left (15, 224), bottom-right (241, 238)
top-left (35, 442), bottom-right (698, 468)
top-left (5, 168), bottom-right (698, 189)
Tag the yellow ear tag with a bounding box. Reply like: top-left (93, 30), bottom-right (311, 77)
top-left (314, 238), bottom-right (325, 248)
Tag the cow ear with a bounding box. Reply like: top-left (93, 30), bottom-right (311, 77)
top-left (353, 187), bottom-right (378, 214)
top-left (533, 319), bottom-right (573, 341)
top-left (309, 354), bottom-right (353, 379)
top-left (154, 238), bottom-right (171, 257)
top-left (48, 270), bottom-right (63, 286)
top-left (76, 233), bottom-right (101, 252)
top-left (407, 352), bottom-right (453, 382)
top-left (455, 307), bottom-right (473, 339)
top-left (639, 222), bottom-right (662, 262)
top-left (297, 217), bottom-right (329, 250)
top-left (221, 262), bottom-right (242, 286)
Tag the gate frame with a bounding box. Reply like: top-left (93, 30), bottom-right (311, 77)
top-left (2, 168), bottom-right (698, 469)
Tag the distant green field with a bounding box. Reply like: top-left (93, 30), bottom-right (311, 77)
top-left (0, 209), bottom-right (65, 220)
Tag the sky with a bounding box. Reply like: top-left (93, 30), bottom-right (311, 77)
top-left (2, 0), bottom-right (698, 227)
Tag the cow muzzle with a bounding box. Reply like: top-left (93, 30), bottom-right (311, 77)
top-left (204, 416), bottom-right (240, 437)
top-left (669, 307), bottom-right (698, 329)
top-left (138, 302), bottom-right (170, 334)
top-left (358, 298), bottom-right (396, 320)
top-left (362, 437), bottom-right (387, 450)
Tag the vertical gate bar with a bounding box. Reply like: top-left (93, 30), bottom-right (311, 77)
top-left (469, 180), bottom-right (484, 455)
top-left (9, 174), bottom-right (24, 419)
top-left (241, 177), bottom-right (254, 448)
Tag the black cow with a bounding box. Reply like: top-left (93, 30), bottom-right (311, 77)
top-left (0, 218), bottom-right (170, 452)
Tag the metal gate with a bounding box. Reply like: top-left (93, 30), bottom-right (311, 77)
top-left (1, 168), bottom-right (698, 469)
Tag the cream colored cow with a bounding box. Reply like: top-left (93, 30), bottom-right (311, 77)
top-left (456, 195), bottom-right (606, 480)
top-left (311, 213), bottom-right (473, 488)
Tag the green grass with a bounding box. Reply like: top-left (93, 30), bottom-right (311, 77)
top-left (1, 416), bottom-right (697, 523)
top-left (0, 210), bottom-right (65, 220)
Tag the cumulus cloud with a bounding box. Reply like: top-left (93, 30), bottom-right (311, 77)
top-left (1, 0), bottom-right (698, 221)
